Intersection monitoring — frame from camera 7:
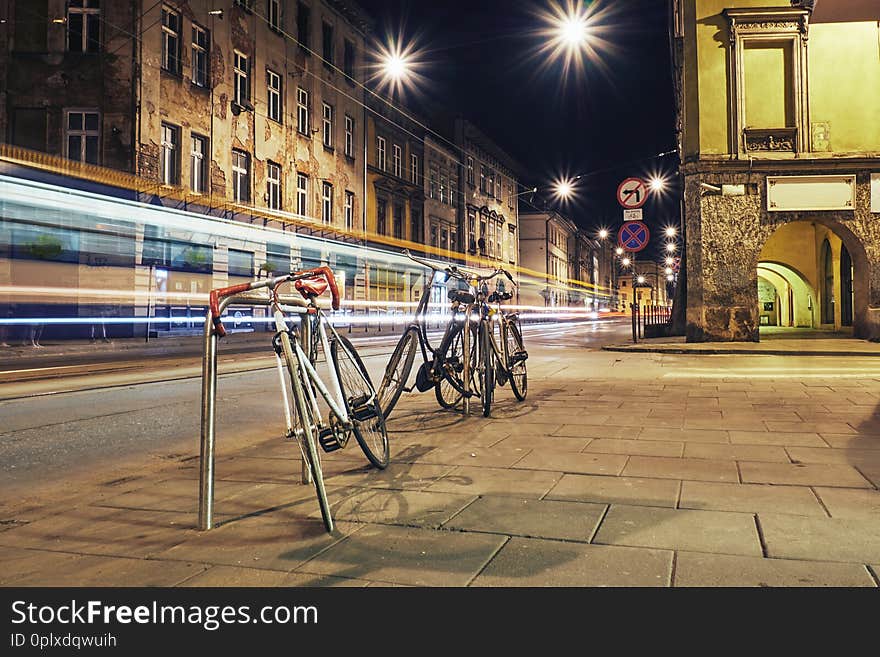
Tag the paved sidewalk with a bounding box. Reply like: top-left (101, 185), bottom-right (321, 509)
top-left (1, 347), bottom-right (879, 587)
top-left (604, 334), bottom-right (880, 357)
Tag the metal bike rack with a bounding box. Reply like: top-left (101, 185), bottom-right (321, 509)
top-left (198, 291), bottom-right (310, 531)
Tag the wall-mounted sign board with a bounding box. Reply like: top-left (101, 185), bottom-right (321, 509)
top-left (872, 173), bottom-right (879, 214)
top-left (767, 174), bottom-right (856, 212)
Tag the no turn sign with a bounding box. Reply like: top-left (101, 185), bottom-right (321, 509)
top-left (617, 178), bottom-right (649, 209)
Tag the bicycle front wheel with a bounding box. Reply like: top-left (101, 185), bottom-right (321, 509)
top-left (377, 327), bottom-right (418, 419)
top-left (505, 319), bottom-right (528, 401)
top-left (480, 321), bottom-right (495, 417)
top-left (331, 335), bottom-right (390, 469)
top-left (281, 333), bottom-right (333, 532)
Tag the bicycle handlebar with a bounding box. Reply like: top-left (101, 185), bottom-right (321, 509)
top-left (209, 266), bottom-right (340, 338)
top-left (404, 249), bottom-right (474, 282)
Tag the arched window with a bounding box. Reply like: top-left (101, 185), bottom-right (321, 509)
top-left (840, 244), bottom-right (853, 327)
top-left (820, 239), bottom-right (834, 325)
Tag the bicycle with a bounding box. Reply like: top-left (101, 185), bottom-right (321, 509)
top-left (209, 266), bottom-right (389, 533)
top-left (376, 250), bottom-right (480, 419)
top-left (471, 267), bottom-right (529, 417)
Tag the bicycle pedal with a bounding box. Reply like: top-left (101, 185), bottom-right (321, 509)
top-left (349, 393), bottom-right (369, 408)
top-left (511, 350), bottom-right (529, 363)
top-left (317, 427), bottom-right (342, 453)
top-left (351, 403), bottom-right (379, 422)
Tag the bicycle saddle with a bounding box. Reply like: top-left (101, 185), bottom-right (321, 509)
top-left (448, 289), bottom-right (475, 304)
top-left (488, 291), bottom-right (513, 303)
top-left (295, 277), bottom-right (329, 299)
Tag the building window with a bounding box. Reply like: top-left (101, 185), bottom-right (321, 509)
top-left (232, 149), bottom-right (250, 203)
top-left (267, 69), bottom-right (282, 122)
top-left (392, 145), bottom-right (402, 178)
top-left (450, 180), bottom-right (457, 208)
top-left (344, 190), bottom-right (354, 230)
top-left (377, 136), bottom-right (386, 170)
top-left (343, 40), bottom-right (355, 79)
top-left (467, 209), bottom-right (477, 253)
top-left (297, 1), bottom-right (310, 50)
top-left (190, 134), bottom-right (207, 194)
top-left (234, 51), bottom-right (250, 106)
top-left (479, 165), bottom-right (486, 194)
top-left (322, 182), bottom-right (333, 224)
top-left (68, 0), bottom-right (100, 53)
top-left (297, 87), bottom-right (309, 134)
top-left (377, 198), bottom-right (387, 234)
top-left (429, 167), bottom-right (437, 199)
top-left (440, 172), bottom-right (447, 204)
top-left (467, 156), bottom-right (474, 185)
top-left (344, 115), bottom-right (354, 158)
top-left (322, 103), bottom-right (333, 148)
top-left (191, 24), bottom-right (209, 87)
top-left (267, 161), bottom-right (281, 210)
top-left (161, 6), bottom-right (182, 74)
top-left (160, 123), bottom-right (180, 185)
top-left (393, 203), bottom-right (403, 239)
top-left (268, 0), bottom-right (281, 32)
top-left (234, 0), bottom-right (254, 10)
top-left (296, 173), bottom-right (308, 216)
top-left (508, 225), bottom-right (516, 264)
top-left (410, 154), bottom-right (418, 184)
top-left (430, 224), bottom-right (439, 248)
top-left (322, 21), bottom-right (334, 65)
top-left (65, 110), bottom-right (100, 165)
top-left (410, 209), bottom-right (422, 243)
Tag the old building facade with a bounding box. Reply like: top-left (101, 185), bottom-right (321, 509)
top-left (423, 133), bottom-right (458, 257)
top-left (519, 210), bottom-right (578, 307)
top-left (454, 119), bottom-right (520, 274)
top-left (673, 0), bottom-right (880, 341)
top-left (1, 0), bottom-right (370, 232)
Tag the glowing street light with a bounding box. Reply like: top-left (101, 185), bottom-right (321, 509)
top-left (553, 178), bottom-right (575, 200)
top-left (649, 176), bottom-right (666, 193)
top-left (665, 267), bottom-right (673, 275)
top-left (371, 37), bottom-right (423, 96)
top-left (665, 256), bottom-right (674, 265)
top-left (666, 242), bottom-right (677, 253)
top-left (621, 257), bottom-right (631, 267)
top-left (664, 226), bottom-right (677, 238)
top-left (667, 275), bottom-right (675, 282)
top-left (637, 275), bottom-right (646, 285)
top-left (615, 247), bottom-right (624, 256)
top-left (598, 228), bottom-right (609, 240)
top-left (383, 52), bottom-right (409, 81)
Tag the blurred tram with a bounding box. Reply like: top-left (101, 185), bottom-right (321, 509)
top-left (0, 170), bottom-right (615, 342)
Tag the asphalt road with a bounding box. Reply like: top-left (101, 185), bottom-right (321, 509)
top-left (0, 319), bottom-right (631, 496)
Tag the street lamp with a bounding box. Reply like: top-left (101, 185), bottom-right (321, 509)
top-left (621, 257), bottom-right (631, 267)
top-left (666, 242), bottom-right (677, 253)
top-left (553, 177), bottom-right (575, 200)
top-left (665, 226), bottom-right (677, 238)
top-left (665, 256), bottom-right (674, 265)
top-left (615, 247), bottom-right (624, 256)
top-left (597, 228), bottom-right (609, 240)
top-left (649, 176), bottom-right (666, 193)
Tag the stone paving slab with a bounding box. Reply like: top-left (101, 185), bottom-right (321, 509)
top-left (585, 438), bottom-right (684, 458)
top-left (672, 552), bottom-right (876, 587)
top-left (638, 427), bottom-right (730, 444)
top-left (315, 488), bottom-right (476, 528)
top-left (0, 506), bottom-right (189, 558)
top-left (512, 451), bottom-right (629, 476)
top-left (678, 481), bottom-right (826, 517)
top-left (785, 447), bottom-right (880, 466)
top-left (151, 514), bottom-right (361, 572)
top-left (739, 461), bottom-right (873, 488)
top-left (442, 496), bottom-right (606, 542)
top-left (553, 425), bottom-right (641, 439)
top-left (490, 434), bottom-right (591, 452)
top-left (621, 456), bottom-right (739, 482)
top-left (593, 505), bottom-right (762, 557)
top-left (758, 513), bottom-right (880, 564)
top-left (728, 431), bottom-right (827, 447)
top-left (417, 445), bottom-right (532, 468)
top-left (293, 524), bottom-right (507, 587)
top-left (178, 565), bottom-right (369, 587)
top-left (812, 488), bottom-right (880, 520)
top-left (682, 443), bottom-right (791, 462)
top-left (470, 537), bottom-right (672, 587)
top-left (544, 473), bottom-right (680, 508)
top-left (424, 465), bottom-right (562, 498)
top-left (323, 463), bottom-right (458, 492)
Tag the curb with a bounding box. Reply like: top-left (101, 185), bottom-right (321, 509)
top-left (602, 345), bottom-right (880, 357)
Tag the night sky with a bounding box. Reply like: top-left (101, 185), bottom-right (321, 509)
top-left (356, 0), bottom-right (678, 246)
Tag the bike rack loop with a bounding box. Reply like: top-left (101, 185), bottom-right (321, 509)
top-left (198, 292), bottom-right (307, 531)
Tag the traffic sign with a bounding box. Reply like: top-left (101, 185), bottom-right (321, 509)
top-left (672, 256), bottom-right (681, 273)
top-left (618, 221), bottom-right (650, 253)
top-left (617, 178), bottom-right (649, 209)
top-left (623, 209), bottom-right (643, 221)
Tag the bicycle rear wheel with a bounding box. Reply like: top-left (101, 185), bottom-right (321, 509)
top-left (331, 335), bottom-right (390, 469)
top-left (480, 321), bottom-right (495, 417)
top-left (505, 319), bottom-right (528, 401)
top-left (377, 327), bottom-right (418, 419)
top-left (280, 333), bottom-right (334, 532)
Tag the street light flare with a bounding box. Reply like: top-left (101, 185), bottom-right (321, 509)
top-left (621, 257), bottom-right (631, 267)
top-left (553, 177), bottom-right (575, 200)
top-left (598, 228), bottom-right (609, 240)
top-left (665, 256), bottom-right (674, 265)
top-left (665, 226), bottom-right (677, 238)
top-left (615, 247), bottom-right (624, 256)
top-left (637, 275), bottom-right (646, 285)
top-left (666, 242), bottom-right (677, 252)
